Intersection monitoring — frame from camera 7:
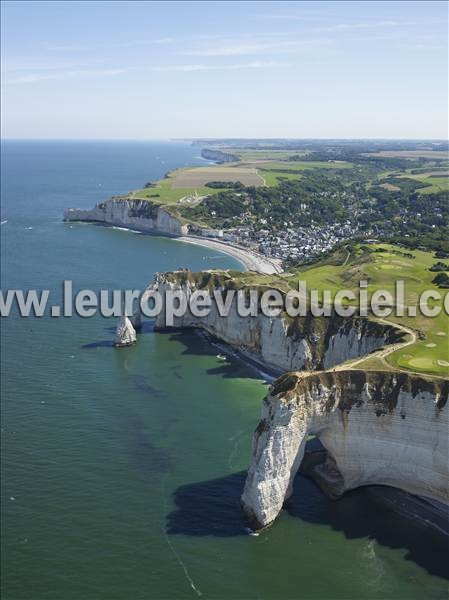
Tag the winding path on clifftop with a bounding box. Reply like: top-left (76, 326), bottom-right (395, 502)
top-left (330, 320), bottom-right (449, 381)
top-left (342, 319), bottom-right (417, 368)
top-left (282, 319), bottom-right (443, 382)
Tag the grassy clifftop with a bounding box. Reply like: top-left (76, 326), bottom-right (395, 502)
top-left (285, 243), bottom-right (448, 377)
top-left (166, 242), bottom-right (448, 378)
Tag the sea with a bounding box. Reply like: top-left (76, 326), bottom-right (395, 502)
top-left (1, 140), bottom-right (448, 599)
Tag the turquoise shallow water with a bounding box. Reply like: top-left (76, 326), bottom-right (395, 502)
top-left (1, 141), bottom-right (448, 600)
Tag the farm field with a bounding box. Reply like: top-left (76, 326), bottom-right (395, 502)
top-left (131, 164), bottom-right (266, 204)
top-left (129, 156), bottom-right (351, 204)
top-left (257, 160), bottom-right (351, 171)
top-left (254, 160), bottom-right (351, 186)
top-left (364, 150), bottom-right (449, 159)
top-left (226, 149), bottom-right (310, 161)
top-left (170, 165), bottom-right (264, 187)
top-left (259, 170), bottom-right (303, 186)
top-left (399, 172), bottom-right (449, 194)
top-left (131, 171), bottom-right (223, 204)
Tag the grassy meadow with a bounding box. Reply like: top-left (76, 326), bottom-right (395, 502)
top-left (228, 149), bottom-right (310, 161)
top-left (128, 152), bottom-right (355, 206)
top-left (131, 169), bottom-right (227, 204)
top-left (403, 173), bottom-right (449, 194)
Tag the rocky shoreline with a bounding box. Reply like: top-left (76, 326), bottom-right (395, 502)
top-left (64, 199), bottom-right (282, 275)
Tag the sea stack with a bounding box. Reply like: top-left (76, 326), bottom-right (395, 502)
top-left (114, 315), bottom-right (137, 347)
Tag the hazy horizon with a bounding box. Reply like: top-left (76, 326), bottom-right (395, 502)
top-left (2, 136), bottom-right (449, 141)
top-left (2, 1), bottom-right (447, 139)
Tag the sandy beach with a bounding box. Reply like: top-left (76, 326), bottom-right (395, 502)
top-left (177, 235), bottom-right (283, 274)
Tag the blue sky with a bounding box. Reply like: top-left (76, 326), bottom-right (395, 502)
top-left (1, 1), bottom-right (447, 139)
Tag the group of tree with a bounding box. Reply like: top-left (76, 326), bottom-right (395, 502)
top-left (182, 175), bottom-right (350, 228)
top-left (432, 272), bottom-right (449, 288)
top-left (205, 181), bottom-right (245, 190)
top-left (429, 262), bottom-right (449, 272)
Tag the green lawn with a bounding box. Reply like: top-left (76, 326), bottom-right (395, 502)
top-left (131, 170), bottom-right (226, 204)
top-left (230, 149), bottom-right (310, 161)
top-left (397, 172), bottom-right (449, 195)
top-left (416, 177), bottom-right (449, 195)
top-left (128, 158), bottom-right (353, 201)
top-left (256, 160), bottom-right (351, 187)
top-left (258, 160), bottom-right (351, 172)
top-left (285, 243), bottom-right (449, 377)
top-left (260, 170), bottom-right (303, 187)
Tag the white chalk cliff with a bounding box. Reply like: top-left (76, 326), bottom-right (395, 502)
top-left (117, 269), bottom-right (449, 529)
top-left (114, 315), bottom-right (137, 347)
top-left (241, 370), bottom-right (448, 529)
top-left (147, 271), bottom-right (404, 373)
top-left (64, 198), bottom-right (188, 236)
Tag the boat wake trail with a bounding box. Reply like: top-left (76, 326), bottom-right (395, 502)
top-left (161, 479), bottom-right (203, 597)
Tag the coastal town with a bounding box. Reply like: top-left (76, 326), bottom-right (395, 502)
top-left (189, 220), bottom-right (359, 264)
top-left (65, 140), bottom-right (447, 273)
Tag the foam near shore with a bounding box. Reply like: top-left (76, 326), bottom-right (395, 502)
top-left (176, 236), bottom-right (283, 274)
top-left (64, 198), bottom-right (283, 274)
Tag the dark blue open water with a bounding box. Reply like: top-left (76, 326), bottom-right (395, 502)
top-left (1, 141), bottom-right (447, 599)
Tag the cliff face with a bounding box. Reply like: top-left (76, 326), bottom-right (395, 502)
top-left (116, 270), bottom-right (448, 531)
top-left (241, 371), bottom-right (449, 529)
top-left (64, 198), bottom-right (188, 236)
top-left (148, 271), bottom-right (403, 373)
top-left (201, 148), bottom-right (239, 163)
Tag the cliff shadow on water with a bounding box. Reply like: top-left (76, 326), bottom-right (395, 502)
top-left (160, 328), bottom-right (278, 381)
top-left (286, 473), bottom-right (449, 580)
top-left (166, 471), bottom-right (248, 537)
top-left (166, 457), bottom-right (449, 580)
